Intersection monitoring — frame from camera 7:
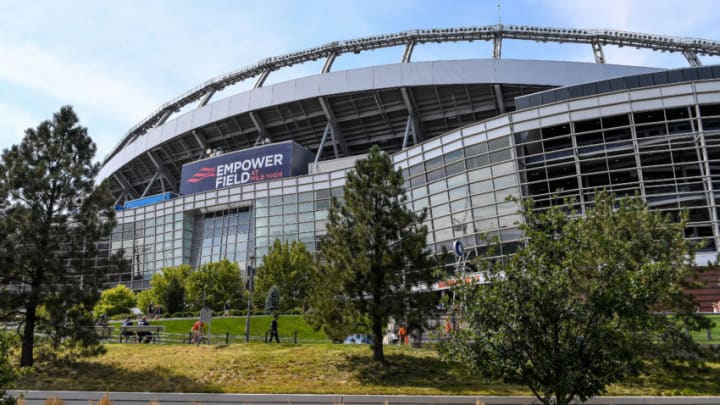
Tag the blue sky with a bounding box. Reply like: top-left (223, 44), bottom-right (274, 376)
top-left (1, 0), bottom-right (719, 162)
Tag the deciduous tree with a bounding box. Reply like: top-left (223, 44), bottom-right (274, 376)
top-left (255, 239), bottom-right (314, 311)
top-left (439, 192), bottom-right (709, 405)
top-left (0, 106), bottom-right (117, 367)
top-left (149, 264), bottom-right (191, 315)
top-left (185, 259), bottom-right (244, 312)
top-left (308, 145), bottom-right (439, 362)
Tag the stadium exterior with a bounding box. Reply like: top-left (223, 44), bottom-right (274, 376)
top-left (97, 26), bottom-right (720, 309)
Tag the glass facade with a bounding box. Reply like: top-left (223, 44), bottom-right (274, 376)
top-left (105, 78), bottom-right (720, 290)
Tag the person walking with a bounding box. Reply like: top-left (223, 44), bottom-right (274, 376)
top-left (223, 300), bottom-right (231, 317)
top-left (268, 315), bottom-right (280, 343)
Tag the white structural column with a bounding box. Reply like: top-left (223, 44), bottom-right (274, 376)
top-left (319, 97), bottom-right (348, 157)
top-left (321, 53), bottom-right (337, 73)
top-left (402, 40), bottom-right (416, 63)
top-left (683, 50), bottom-right (702, 67)
top-left (591, 40), bottom-right (606, 64)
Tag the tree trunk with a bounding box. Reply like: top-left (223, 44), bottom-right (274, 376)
top-left (372, 317), bottom-right (384, 362)
top-left (20, 301), bottom-right (37, 367)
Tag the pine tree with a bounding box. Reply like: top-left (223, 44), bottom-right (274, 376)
top-left (0, 106), bottom-right (117, 367)
top-left (265, 285), bottom-right (280, 314)
top-left (308, 145), bottom-right (439, 362)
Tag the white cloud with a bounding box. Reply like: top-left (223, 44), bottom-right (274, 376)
top-left (0, 41), bottom-right (159, 124)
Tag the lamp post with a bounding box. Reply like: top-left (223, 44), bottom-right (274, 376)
top-left (244, 256), bottom-right (255, 342)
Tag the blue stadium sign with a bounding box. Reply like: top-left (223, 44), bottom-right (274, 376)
top-left (179, 141), bottom-right (313, 195)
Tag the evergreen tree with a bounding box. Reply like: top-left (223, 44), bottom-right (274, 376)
top-left (0, 106), bottom-right (117, 367)
top-left (265, 285), bottom-right (280, 314)
top-left (308, 145), bottom-right (439, 362)
top-left (440, 192), bottom-right (710, 405)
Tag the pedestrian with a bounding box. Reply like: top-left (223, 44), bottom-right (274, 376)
top-left (268, 314), bottom-right (280, 343)
top-left (223, 300), bottom-right (231, 317)
top-left (398, 325), bottom-right (407, 345)
top-left (147, 302), bottom-right (154, 318)
top-left (191, 319), bottom-right (206, 345)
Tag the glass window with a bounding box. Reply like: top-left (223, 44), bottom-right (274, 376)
top-left (431, 203), bottom-right (450, 218)
top-left (465, 142), bottom-right (488, 157)
top-left (428, 179), bottom-right (447, 194)
top-left (490, 149), bottom-right (512, 163)
top-left (425, 156), bottom-right (444, 171)
top-left (468, 167), bottom-right (492, 182)
top-left (448, 186), bottom-right (468, 200)
top-left (430, 192), bottom-right (449, 207)
top-left (488, 137), bottom-right (510, 151)
top-left (447, 174), bottom-right (466, 189)
top-left (444, 148), bottom-right (464, 163)
top-left (298, 192), bottom-right (313, 202)
top-left (494, 175), bottom-right (517, 189)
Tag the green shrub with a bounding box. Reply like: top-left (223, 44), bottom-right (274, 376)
top-left (93, 285), bottom-right (136, 317)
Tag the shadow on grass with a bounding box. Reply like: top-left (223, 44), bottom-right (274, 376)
top-left (338, 352), bottom-right (525, 395)
top-left (18, 360), bottom-right (222, 393)
top-left (617, 360), bottom-right (720, 396)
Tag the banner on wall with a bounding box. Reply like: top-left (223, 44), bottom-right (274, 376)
top-left (179, 141), bottom-right (314, 195)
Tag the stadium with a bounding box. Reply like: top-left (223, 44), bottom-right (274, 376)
top-left (97, 25), bottom-right (720, 309)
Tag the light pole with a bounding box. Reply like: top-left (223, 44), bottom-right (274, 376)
top-left (244, 256), bottom-right (255, 342)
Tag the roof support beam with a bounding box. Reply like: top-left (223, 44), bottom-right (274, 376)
top-left (591, 40), bottom-right (606, 64)
top-left (400, 87), bottom-right (425, 143)
top-left (683, 50), bottom-right (702, 67)
top-left (146, 151), bottom-right (178, 193)
top-left (402, 40), bottom-right (416, 63)
top-left (192, 130), bottom-right (208, 158)
top-left (321, 53), bottom-right (337, 73)
top-left (140, 171), bottom-right (161, 198)
top-left (319, 97), bottom-right (348, 157)
top-left (113, 173), bottom-right (139, 200)
top-left (198, 89), bottom-right (216, 107)
top-left (114, 191), bottom-right (126, 207)
top-left (493, 84), bottom-right (506, 114)
top-left (314, 123), bottom-right (332, 163)
top-left (401, 113), bottom-right (419, 150)
top-left (253, 69), bottom-right (271, 89)
top-left (493, 33), bottom-right (502, 59)
top-left (154, 110), bottom-right (173, 128)
top-left (249, 112), bottom-right (270, 146)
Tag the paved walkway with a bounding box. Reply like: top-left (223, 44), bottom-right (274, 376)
top-left (9, 391), bottom-right (720, 405)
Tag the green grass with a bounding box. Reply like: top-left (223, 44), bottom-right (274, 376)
top-left (110, 315), bottom-right (328, 343)
top-left (16, 343), bottom-right (720, 396)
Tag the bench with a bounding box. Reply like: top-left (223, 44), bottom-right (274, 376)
top-left (119, 325), bottom-right (165, 343)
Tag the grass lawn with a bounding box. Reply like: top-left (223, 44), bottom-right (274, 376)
top-left (110, 315), bottom-right (328, 343)
top-left (16, 343), bottom-right (720, 396)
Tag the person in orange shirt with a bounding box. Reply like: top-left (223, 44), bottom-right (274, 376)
top-left (191, 319), bottom-right (205, 345)
top-left (398, 325), bottom-right (407, 345)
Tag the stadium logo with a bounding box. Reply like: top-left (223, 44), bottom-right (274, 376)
top-left (187, 167), bottom-right (216, 183)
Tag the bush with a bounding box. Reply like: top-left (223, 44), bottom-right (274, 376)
top-left (93, 285), bottom-right (136, 317)
top-left (0, 334), bottom-right (19, 405)
top-left (110, 313), bottom-right (133, 321)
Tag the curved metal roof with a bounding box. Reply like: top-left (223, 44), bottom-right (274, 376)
top-left (99, 59), bottom-right (661, 200)
top-left (107, 24), bottom-right (720, 159)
